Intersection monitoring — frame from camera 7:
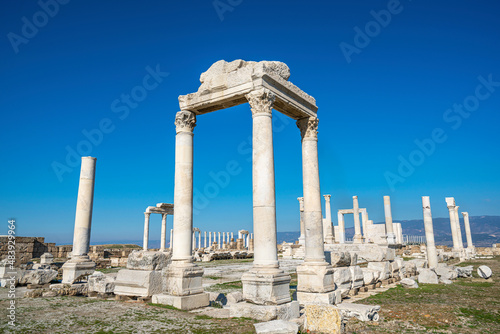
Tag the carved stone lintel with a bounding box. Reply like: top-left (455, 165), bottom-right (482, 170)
top-left (245, 88), bottom-right (275, 116)
top-left (297, 117), bottom-right (319, 140)
top-left (175, 110), bottom-right (197, 133)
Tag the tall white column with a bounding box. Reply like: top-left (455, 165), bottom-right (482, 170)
top-left (297, 197), bottom-right (305, 245)
top-left (218, 232), bottom-right (221, 249)
top-left (143, 212), bottom-right (151, 251)
top-left (160, 214), bottom-right (167, 251)
top-left (360, 209), bottom-right (368, 242)
top-left (462, 212), bottom-right (474, 250)
top-left (198, 231), bottom-right (201, 249)
top-left (204, 231), bottom-right (207, 248)
top-left (208, 232), bottom-right (212, 247)
top-left (454, 206), bottom-right (464, 249)
top-left (231, 232), bottom-right (234, 240)
top-left (337, 212), bottom-right (345, 243)
top-left (241, 88), bottom-right (290, 306)
top-left (384, 196), bottom-right (396, 244)
top-left (352, 196), bottom-right (362, 244)
top-left (170, 229), bottom-right (173, 249)
top-left (446, 197), bottom-right (460, 250)
top-left (422, 196), bottom-right (438, 269)
top-left (172, 110), bottom-right (196, 262)
top-left (296, 116), bottom-right (335, 302)
top-left (323, 195), bottom-right (334, 244)
top-left (192, 231), bottom-right (196, 251)
top-left (62, 156), bottom-right (97, 284)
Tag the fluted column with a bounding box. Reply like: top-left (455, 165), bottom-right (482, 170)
top-left (160, 214), bottom-right (167, 251)
top-left (297, 117), bottom-right (326, 262)
top-left (297, 197), bottom-right (305, 245)
top-left (462, 212), bottom-right (474, 250)
top-left (143, 212), bottom-right (151, 251)
top-left (422, 196), bottom-right (438, 268)
top-left (352, 196), bottom-right (362, 244)
top-left (454, 206), bottom-right (464, 249)
top-left (323, 195), bottom-right (334, 244)
top-left (172, 110), bottom-right (196, 262)
top-left (71, 156), bottom-right (97, 258)
top-left (241, 88), bottom-right (290, 306)
top-left (337, 212), bottom-right (345, 243)
top-left (384, 196), bottom-right (396, 244)
top-left (446, 197), bottom-right (460, 251)
top-left (170, 229), bottom-right (173, 249)
top-left (246, 88), bottom-right (279, 268)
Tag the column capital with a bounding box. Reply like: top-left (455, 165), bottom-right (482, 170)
top-left (296, 116), bottom-right (319, 140)
top-left (144, 212), bottom-right (151, 218)
top-left (175, 110), bottom-right (197, 133)
top-left (246, 88), bottom-right (275, 116)
top-left (461, 212), bottom-right (468, 217)
top-left (297, 197), bottom-right (304, 211)
top-left (323, 194), bottom-right (331, 201)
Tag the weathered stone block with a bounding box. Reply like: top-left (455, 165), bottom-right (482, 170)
top-left (114, 269), bottom-right (162, 297)
top-left (304, 304), bottom-right (343, 333)
top-left (126, 251), bottom-right (171, 271)
top-left (418, 269), bottom-right (439, 284)
top-left (229, 301), bottom-right (300, 322)
top-left (254, 320), bottom-right (299, 334)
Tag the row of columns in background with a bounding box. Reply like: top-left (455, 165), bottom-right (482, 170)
top-left (301, 195), bottom-right (397, 245)
top-left (446, 197), bottom-right (474, 251)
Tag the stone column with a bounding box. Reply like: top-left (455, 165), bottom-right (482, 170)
top-left (192, 231), bottom-right (196, 251)
top-left (170, 229), bottom-right (173, 249)
top-left (208, 232), bottom-right (212, 247)
top-left (218, 232), bottom-right (221, 249)
top-left (160, 214), bottom-right (167, 251)
top-left (446, 197), bottom-right (460, 250)
top-left (143, 212), bottom-right (151, 251)
top-left (337, 212), bottom-right (345, 243)
top-left (298, 197), bottom-right (305, 245)
top-left (62, 156), bottom-right (97, 283)
top-left (204, 231), bottom-right (207, 248)
top-left (462, 212), bottom-right (474, 250)
top-left (454, 206), bottom-right (464, 250)
top-left (296, 116), bottom-right (335, 304)
top-left (323, 195), bottom-right (334, 244)
top-left (360, 209), bottom-right (368, 242)
top-left (198, 231), bottom-right (201, 249)
top-left (241, 88), bottom-right (291, 305)
top-left (352, 196), bottom-right (362, 244)
top-left (162, 110), bottom-right (208, 309)
top-left (383, 196), bottom-right (396, 244)
top-left (422, 196), bottom-right (438, 268)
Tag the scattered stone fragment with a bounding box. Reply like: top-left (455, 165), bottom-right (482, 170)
top-left (435, 266), bottom-right (458, 280)
top-left (418, 269), bottom-right (439, 284)
top-left (337, 303), bottom-right (381, 322)
top-left (226, 291), bottom-right (243, 304)
top-left (126, 250), bottom-right (171, 271)
top-left (456, 265), bottom-right (473, 278)
top-left (400, 278), bottom-right (419, 289)
top-left (254, 319), bottom-right (299, 334)
top-left (304, 304), bottom-right (343, 333)
top-left (477, 265), bottom-right (492, 279)
top-left (19, 269), bottom-right (58, 285)
top-left (88, 271), bottom-right (116, 294)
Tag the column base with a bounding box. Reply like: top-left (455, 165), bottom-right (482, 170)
top-left (163, 261), bottom-right (204, 296)
top-left (61, 257), bottom-right (96, 284)
top-left (324, 235), bottom-right (335, 244)
top-left (113, 269), bottom-right (163, 297)
top-left (241, 267), bottom-right (291, 305)
top-left (353, 235), bottom-right (363, 244)
top-left (229, 301), bottom-right (299, 321)
top-left (152, 292), bottom-right (209, 310)
top-left (296, 262), bottom-right (335, 293)
top-left (297, 290), bottom-right (341, 305)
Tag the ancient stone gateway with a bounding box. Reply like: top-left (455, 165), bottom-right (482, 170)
top-left (161, 60), bottom-right (334, 310)
top-left (142, 203), bottom-right (174, 251)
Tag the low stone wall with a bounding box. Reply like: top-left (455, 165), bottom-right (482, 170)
top-left (0, 237), bottom-right (58, 266)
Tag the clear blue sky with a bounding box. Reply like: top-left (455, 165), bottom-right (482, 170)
top-left (1, 0), bottom-right (499, 244)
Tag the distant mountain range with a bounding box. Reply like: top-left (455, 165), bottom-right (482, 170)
top-left (87, 216), bottom-right (500, 248)
top-left (277, 216), bottom-right (500, 247)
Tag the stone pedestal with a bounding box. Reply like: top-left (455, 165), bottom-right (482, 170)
top-left (113, 269), bottom-right (162, 297)
top-left (152, 293), bottom-right (209, 310)
top-left (241, 268), bottom-right (291, 305)
top-left (62, 258), bottom-right (96, 284)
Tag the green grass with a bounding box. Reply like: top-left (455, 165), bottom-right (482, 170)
top-left (96, 267), bottom-right (122, 274)
top-left (147, 303), bottom-right (185, 312)
top-left (459, 307), bottom-right (500, 324)
top-left (204, 275), bottom-right (221, 280)
top-left (195, 315), bottom-right (213, 320)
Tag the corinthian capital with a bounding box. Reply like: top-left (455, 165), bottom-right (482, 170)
top-left (245, 88), bottom-right (275, 116)
top-left (323, 194), bottom-right (331, 202)
top-left (175, 110), bottom-right (197, 133)
top-left (296, 116), bottom-right (319, 140)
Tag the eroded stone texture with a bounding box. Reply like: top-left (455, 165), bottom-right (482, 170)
top-left (456, 265), bottom-right (473, 278)
top-left (418, 269), bottom-right (439, 284)
top-left (126, 250), bottom-right (171, 271)
top-left (254, 320), bottom-right (299, 334)
top-left (400, 278), bottom-right (419, 289)
top-left (304, 304), bottom-right (343, 333)
top-left (19, 269), bottom-right (58, 285)
top-left (230, 301), bottom-right (300, 322)
top-left (88, 271), bottom-right (116, 294)
top-left (367, 262), bottom-right (391, 280)
top-left (337, 303), bottom-right (381, 322)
